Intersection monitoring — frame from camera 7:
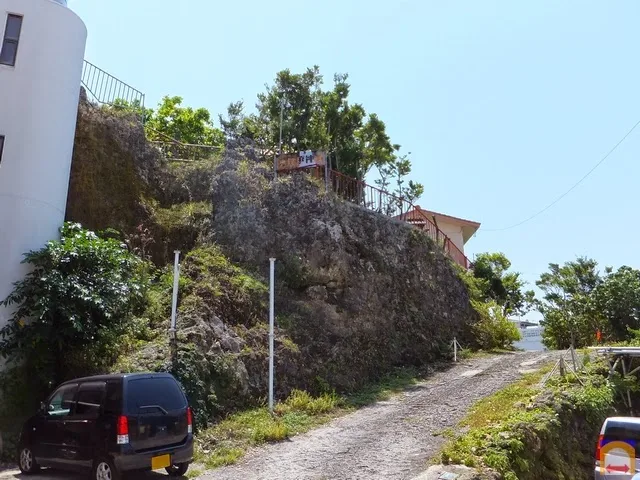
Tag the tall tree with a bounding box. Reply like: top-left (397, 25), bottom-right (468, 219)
top-left (591, 266), bottom-right (640, 341)
top-left (535, 257), bottom-right (601, 349)
top-left (471, 252), bottom-right (533, 317)
top-left (246, 67), bottom-right (403, 181)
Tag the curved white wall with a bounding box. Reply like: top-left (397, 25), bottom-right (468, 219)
top-left (0, 0), bottom-right (86, 331)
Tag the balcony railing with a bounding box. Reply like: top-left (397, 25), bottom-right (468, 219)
top-left (293, 166), bottom-right (473, 269)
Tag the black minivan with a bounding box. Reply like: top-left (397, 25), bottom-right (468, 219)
top-left (17, 372), bottom-right (194, 479)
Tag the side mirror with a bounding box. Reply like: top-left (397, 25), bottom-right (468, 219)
top-left (40, 402), bottom-right (47, 414)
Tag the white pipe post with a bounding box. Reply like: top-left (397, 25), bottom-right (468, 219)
top-left (268, 258), bottom-right (276, 414)
top-left (454, 337), bottom-right (458, 362)
top-left (170, 250), bottom-right (181, 336)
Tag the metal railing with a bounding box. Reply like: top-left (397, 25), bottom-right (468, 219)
top-left (294, 167), bottom-right (472, 269)
top-left (81, 60), bottom-right (145, 112)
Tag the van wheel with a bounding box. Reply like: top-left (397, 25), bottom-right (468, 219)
top-left (92, 457), bottom-right (121, 480)
top-left (165, 463), bottom-right (189, 476)
top-left (18, 445), bottom-right (40, 474)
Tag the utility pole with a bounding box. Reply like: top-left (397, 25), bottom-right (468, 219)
top-left (274, 96), bottom-right (285, 182)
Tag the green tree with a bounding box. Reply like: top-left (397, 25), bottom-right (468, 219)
top-left (471, 252), bottom-right (534, 316)
top-left (106, 98), bottom-right (154, 123)
top-left (391, 153), bottom-right (424, 204)
top-left (536, 256), bottom-right (601, 349)
top-left (0, 223), bottom-right (146, 391)
top-left (219, 100), bottom-right (250, 141)
top-left (241, 67), bottom-right (404, 181)
top-left (472, 300), bottom-right (522, 350)
top-left (591, 266), bottom-right (640, 341)
top-left (146, 95), bottom-right (224, 146)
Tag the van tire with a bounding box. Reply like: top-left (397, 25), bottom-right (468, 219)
top-left (92, 457), bottom-right (121, 480)
top-left (165, 463), bottom-right (189, 476)
top-left (17, 444), bottom-right (40, 475)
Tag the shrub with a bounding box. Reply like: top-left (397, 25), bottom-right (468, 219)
top-left (0, 222), bottom-right (147, 395)
top-left (472, 300), bottom-right (521, 350)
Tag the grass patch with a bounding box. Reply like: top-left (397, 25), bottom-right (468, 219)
top-left (461, 364), bottom-right (553, 430)
top-left (194, 391), bottom-right (341, 470)
top-left (440, 364), bottom-right (553, 465)
top-left (439, 360), bottom-right (615, 480)
top-left (194, 369), bottom-right (423, 470)
top-left (277, 389), bottom-right (339, 414)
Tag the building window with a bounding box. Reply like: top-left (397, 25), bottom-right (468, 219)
top-left (0, 136), bottom-right (4, 166)
top-left (0, 14), bottom-right (23, 66)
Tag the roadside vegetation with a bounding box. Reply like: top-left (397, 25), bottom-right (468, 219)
top-left (457, 252), bottom-right (529, 350)
top-left (192, 364), bottom-right (435, 471)
top-left (439, 354), bottom-right (619, 480)
top-left (535, 257), bottom-right (640, 349)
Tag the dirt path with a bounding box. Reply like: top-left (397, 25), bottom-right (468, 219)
top-left (197, 351), bottom-right (557, 480)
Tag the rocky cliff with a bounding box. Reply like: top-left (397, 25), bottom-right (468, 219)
top-left (65, 97), bottom-right (478, 424)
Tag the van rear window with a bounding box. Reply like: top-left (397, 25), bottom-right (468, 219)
top-left (126, 377), bottom-right (187, 413)
top-left (604, 420), bottom-right (640, 453)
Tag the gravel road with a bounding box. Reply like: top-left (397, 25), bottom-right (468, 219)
top-left (0, 351), bottom-right (555, 480)
top-left (197, 350), bottom-right (556, 480)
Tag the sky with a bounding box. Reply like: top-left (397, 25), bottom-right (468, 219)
top-left (69, 0), bottom-right (640, 319)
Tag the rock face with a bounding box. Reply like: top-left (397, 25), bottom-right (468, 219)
top-left (210, 156), bottom-right (478, 393)
top-left (65, 101), bottom-right (478, 421)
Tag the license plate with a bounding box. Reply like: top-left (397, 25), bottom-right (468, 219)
top-left (151, 454), bottom-right (171, 470)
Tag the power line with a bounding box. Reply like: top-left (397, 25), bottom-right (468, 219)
top-left (481, 117), bottom-right (640, 232)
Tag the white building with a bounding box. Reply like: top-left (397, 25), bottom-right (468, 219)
top-left (510, 319), bottom-right (546, 351)
top-left (0, 0), bottom-right (87, 333)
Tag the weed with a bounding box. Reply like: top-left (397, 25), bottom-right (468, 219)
top-left (252, 421), bottom-right (290, 443)
top-left (277, 389), bottom-right (339, 415)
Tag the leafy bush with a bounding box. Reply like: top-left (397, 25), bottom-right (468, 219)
top-left (472, 300), bottom-right (521, 350)
top-left (0, 222), bottom-right (146, 395)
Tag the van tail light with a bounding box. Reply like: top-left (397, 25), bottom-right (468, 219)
top-left (117, 415), bottom-right (129, 445)
top-left (595, 434), bottom-right (604, 462)
top-left (187, 407), bottom-right (193, 434)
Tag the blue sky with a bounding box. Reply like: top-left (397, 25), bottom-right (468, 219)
top-left (70, 0), bottom-right (640, 317)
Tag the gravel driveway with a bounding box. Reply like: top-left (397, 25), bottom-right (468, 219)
top-left (0, 351), bottom-right (555, 480)
top-left (197, 351), bottom-right (556, 480)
